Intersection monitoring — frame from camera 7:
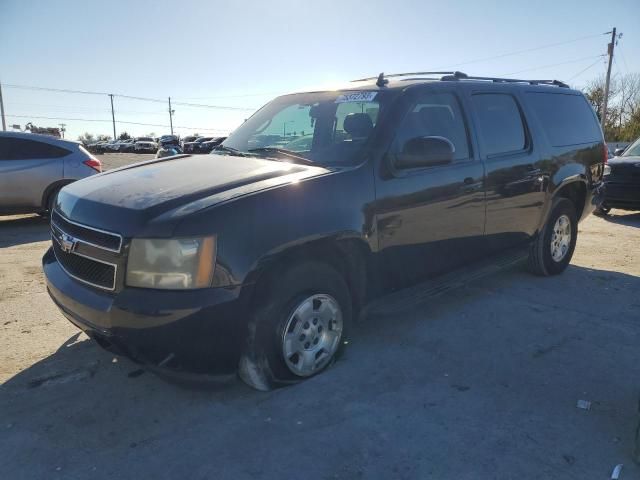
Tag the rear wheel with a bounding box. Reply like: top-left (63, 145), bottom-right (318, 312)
top-left (38, 187), bottom-right (60, 217)
top-left (238, 261), bottom-right (351, 391)
top-left (528, 198), bottom-right (577, 276)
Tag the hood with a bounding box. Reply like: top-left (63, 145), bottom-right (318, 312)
top-left (609, 155), bottom-right (640, 166)
top-left (56, 154), bottom-right (330, 236)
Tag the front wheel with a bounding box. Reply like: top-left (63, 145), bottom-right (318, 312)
top-left (238, 262), bottom-right (351, 391)
top-left (528, 197), bottom-right (578, 276)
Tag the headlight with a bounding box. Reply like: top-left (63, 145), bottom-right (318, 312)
top-left (603, 164), bottom-right (611, 176)
top-left (126, 236), bottom-right (216, 289)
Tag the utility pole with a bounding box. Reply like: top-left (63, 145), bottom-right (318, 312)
top-left (168, 97), bottom-right (174, 135)
top-left (0, 81), bottom-right (6, 131)
top-left (109, 94), bottom-right (116, 139)
top-left (58, 123), bottom-right (66, 138)
top-left (601, 27), bottom-right (617, 133)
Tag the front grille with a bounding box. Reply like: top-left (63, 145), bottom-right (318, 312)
top-left (53, 240), bottom-right (116, 290)
top-left (52, 211), bottom-right (122, 251)
top-left (50, 210), bottom-right (122, 291)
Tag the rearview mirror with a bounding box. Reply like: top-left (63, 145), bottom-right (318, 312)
top-left (396, 136), bottom-right (454, 169)
top-left (614, 148), bottom-right (625, 157)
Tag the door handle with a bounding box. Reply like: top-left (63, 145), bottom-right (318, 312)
top-left (461, 177), bottom-right (481, 193)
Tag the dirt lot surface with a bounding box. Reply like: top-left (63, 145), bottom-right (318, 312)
top-left (0, 157), bottom-right (639, 479)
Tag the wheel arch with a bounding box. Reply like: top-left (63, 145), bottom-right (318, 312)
top-left (553, 178), bottom-right (587, 221)
top-left (242, 235), bottom-right (372, 316)
top-left (41, 179), bottom-right (75, 211)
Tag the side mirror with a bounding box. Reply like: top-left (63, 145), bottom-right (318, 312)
top-left (396, 136), bottom-right (454, 169)
top-left (614, 148), bottom-right (625, 157)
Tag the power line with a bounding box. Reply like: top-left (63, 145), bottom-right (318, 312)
top-left (499, 54), bottom-right (606, 76)
top-left (3, 84), bottom-right (256, 111)
top-left (567, 57), bottom-right (606, 82)
top-left (440, 32), bottom-right (608, 70)
top-left (5, 114), bottom-right (229, 132)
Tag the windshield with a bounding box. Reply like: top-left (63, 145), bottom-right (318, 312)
top-left (622, 138), bottom-right (640, 157)
top-left (222, 90), bottom-right (388, 165)
top-left (137, 137), bottom-right (153, 142)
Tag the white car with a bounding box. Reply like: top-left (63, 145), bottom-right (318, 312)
top-left (134, 137), bottom-right (158, 153)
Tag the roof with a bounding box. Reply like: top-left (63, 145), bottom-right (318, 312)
top-left (283, 71), bottom-right (577, 96)
top-left (0, 131), bottom-right (80, 146)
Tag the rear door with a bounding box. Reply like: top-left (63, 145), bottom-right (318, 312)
top-left (374, 86), bottom-right (486, 288)
top-left (0, 136), bottom-right (67, 210)
top-left (468, 89), bottom-right (546, 250)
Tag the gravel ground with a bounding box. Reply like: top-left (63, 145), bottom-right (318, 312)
top-left (0, 159), bottom-right (639, 479)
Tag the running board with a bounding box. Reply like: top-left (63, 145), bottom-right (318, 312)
top-left (363, 246), bottom-right (529, 318)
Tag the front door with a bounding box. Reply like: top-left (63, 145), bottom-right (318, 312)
top-left (374, 88), bottom-right (486, 289)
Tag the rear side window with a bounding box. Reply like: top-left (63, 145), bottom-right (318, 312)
top-left (472, 94), bottom-right (526, 156)
top-left (394, 92), bottom-right (470, 161)
top-left (526, 93), bottom-right (601, 146)
top-left (0, 137), bottom-right (70, 160)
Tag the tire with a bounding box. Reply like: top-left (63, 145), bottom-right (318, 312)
top-left (38, 188), bottom-right (60, 217)
top-left (238, 261), bottom-right (352, 391)
top-left (528, 197), bottom-right (578, 276)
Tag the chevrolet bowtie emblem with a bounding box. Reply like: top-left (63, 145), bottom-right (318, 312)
top-left (59, 233), bottom-right (77, 253)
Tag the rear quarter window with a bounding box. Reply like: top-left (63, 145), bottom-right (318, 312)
top-left (526, 93), bottom-right (601, 147)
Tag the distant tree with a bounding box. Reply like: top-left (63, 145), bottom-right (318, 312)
top-left (583, 74), bottom-right (640, 141)
top-left (77, 132), bottom-right (95, 144)
top-left (96, 134), bottom-right (111, 142)
top-left (118, 131), bottom-right (131, 140)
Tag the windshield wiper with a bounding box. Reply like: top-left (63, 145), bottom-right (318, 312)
top-left (212, 145), bottom-right (249, 157)
top-left (247, 147), bottom-right (316, 166)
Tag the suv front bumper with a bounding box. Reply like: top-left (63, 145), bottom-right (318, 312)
top-left (43, 247), bottom-right (247, 375)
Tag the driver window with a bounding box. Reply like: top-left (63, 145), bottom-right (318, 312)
top-left (394, 92), bottom-right (470, 161)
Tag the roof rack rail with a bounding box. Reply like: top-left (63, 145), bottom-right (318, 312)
top-left (351, 71), bottom-right (569, 88)
top-left (445, 74), bottom-right (569, 88)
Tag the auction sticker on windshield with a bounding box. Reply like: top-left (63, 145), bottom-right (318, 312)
top-left (335, 92), bottom-right (377, 103)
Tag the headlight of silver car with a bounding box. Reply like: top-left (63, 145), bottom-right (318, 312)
top-left (603, 164), bottom-right (611, 176)
top-left (126, 236), bottom-right (216, 289)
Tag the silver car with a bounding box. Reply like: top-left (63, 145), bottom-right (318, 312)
top-left (0, 132), bottom-right (101, 215)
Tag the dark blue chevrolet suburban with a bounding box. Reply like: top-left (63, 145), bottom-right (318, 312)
top-left (43, 71), bottom-right (606, 390)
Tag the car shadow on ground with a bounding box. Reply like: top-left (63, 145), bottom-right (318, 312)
top-left (602, 210), bottom-right (640, 228)
top-left (1, 264), bottom-right (639, 479)
top-left (0, 214), bottom-right (50, 247)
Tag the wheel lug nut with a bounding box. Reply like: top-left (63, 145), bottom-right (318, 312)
top-left (299, 334), bottom-right (305, 341)
top-left (304, 342), bottom-right (310, 349)
top-left (303, 322), bottom-right (310, 329)
top-left (317, 325), bottom-right (323, 333)
top-left (312, 318), bottom-right (318, 325)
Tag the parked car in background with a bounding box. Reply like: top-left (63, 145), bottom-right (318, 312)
top-left (182, 137), bottom-right (204, 153)
top-left (87, 140), bottom-right (109, 154)
top-left (159, 135), bottom-right (179, 145)
top-left (43, 72), bottom-right (605, 391)
top-left (134, 137), bottom-right (158, 153)
top-left (0, 132), bottom-right (101, 215)
top-left (191, 137), bottom-right (216, 153)
top-left (102, 140), bottom-right (120, 152)
top-left (181, 135), bottom-right (200, 148)
top-left (199, 137), bottom-right (226, 153)
top-left (598, 136), bottom-right (640, 214)
top-left (116, 139), bottom-right (136, 153)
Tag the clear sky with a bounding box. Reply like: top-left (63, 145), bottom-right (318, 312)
top-left (1, 0), bottom-right (639, 140)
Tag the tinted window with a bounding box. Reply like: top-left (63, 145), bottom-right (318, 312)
top-left (394, 92), bottom-right (470, 161)
top-left (526, 93), bottom-right (601, 146)
top-left (0, 137), bottom-right (70, 160)
top-left (472, 94), bottom-right (526, 156)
